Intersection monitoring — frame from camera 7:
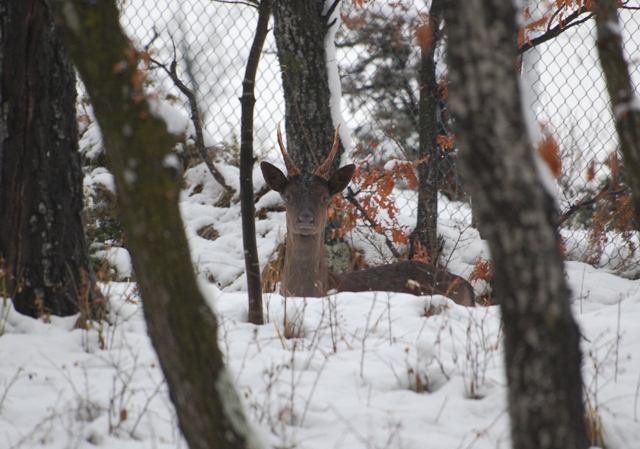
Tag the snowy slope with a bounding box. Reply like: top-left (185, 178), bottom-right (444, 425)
top-left (2, 166), bottom-right (640, 448)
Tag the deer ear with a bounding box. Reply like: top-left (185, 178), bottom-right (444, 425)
top-left (328, 164), bottom-right (355, 196)
top-left (261, 161), bottom-right (288, 193)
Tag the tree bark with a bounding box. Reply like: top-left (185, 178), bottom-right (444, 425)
top-left (594, 0), bottom-right (640, 228)
top-left (52, 2), bottom-right (261, 449)
top-left (272, 0), bottom-right (342, 174)
top-left (272, 0), bottom-right (349, 269)
top-left (0, 0), bottom-right (103, 320)
top-left (410, 1), bottom-right (443, 262)
top-left (442, 2), bottom-right (588, 449)
top-left (240, 0), bottom-right (271, 325)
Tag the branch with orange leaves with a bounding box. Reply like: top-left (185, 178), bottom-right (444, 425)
top-left (518, 4), bottom-right (594, 54)
top-left (344, 186), bottom-right (403, 259)
top-left (559, 180), bottom-right (629, 226)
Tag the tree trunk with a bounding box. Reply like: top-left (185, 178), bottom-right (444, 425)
top-left (594, 0), bottom-right (640, 228)
top-left (442, 2), bottom-right (588, 449)
top-left (273, 0), bottom-right (349, 270)
top-left (240, 0), bottom-right (271, 325)
top-left (272, 0), bottom-right (342, 174)
top-left (0, 0), bottom-right (103, 320)
top-left (52, 2), bottom-right (261, 449)
top-left (410, 1), bottom-right (443, 262)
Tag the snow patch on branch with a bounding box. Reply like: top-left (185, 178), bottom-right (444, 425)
top-left (605, 19), bottom-right (622, 37)
top-left (613, 94), bottom-right (640, 120)
top-left (324, 0), bottom-right (352, 162)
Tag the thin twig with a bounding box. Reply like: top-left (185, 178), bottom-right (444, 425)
top-left (129, 379), bottom-right (166, 438)
top-left (214, 0), bottom-right (259, 8)
top-left (322, 0), bottom-right (340, 28)
top-left (150, 54), bottom-right (234, 199)
top-left (0, 368), bottom-right (23, 412)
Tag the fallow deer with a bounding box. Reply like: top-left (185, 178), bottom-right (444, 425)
top-left (260, 126), bottom-right (476, 307)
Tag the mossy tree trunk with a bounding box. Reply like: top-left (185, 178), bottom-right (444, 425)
top-left (272, 0), bottom-right (349, 270)
top-left (52, 2), bottom-right (260, 449)
top-left (442, 1), bottom-right (589, 448)
top-left (594, 0), bottom-right (640, 228)
top-left (0, 0), bottom-right (103, 320)
top-left (272, 0), bottom-right (342, 174)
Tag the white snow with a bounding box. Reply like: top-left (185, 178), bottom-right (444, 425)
top-left (2, 253), bottom-right (640, 448)
top-left (3, 154), bottom-right (640, 448)
top-left (92, 247), bottom-right (133, 281)
top-left (613, 94), bottom-right (640, 120)
top-left (324, 0), bottom-right (353, 159)
top-left (162, 153), bottom-right (181, 170)
top-left (84, 167), bottom-right (116, 194)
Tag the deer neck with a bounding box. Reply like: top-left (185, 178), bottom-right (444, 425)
top-left (282, 232), bottom-right (328, 297)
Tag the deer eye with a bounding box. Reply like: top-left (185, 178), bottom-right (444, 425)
top-left (283, 194), bottom-right (292, 203)
top-left (322, 196), bottom-right (330, 204)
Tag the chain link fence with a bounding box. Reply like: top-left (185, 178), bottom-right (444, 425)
top-left (116, 0), bottom-right (640, 275)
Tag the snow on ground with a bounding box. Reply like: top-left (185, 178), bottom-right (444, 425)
top-left (2, 162), bottom-right (640, 449)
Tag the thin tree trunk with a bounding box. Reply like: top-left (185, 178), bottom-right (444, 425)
top-left (0, 0), bottom-right (103, 320)
top-left (594, 0), bottom-right (640, 228)
top-left (442, 2), bottom-right (588, 448)
top-left (410, 1), bottom-right (443, 262)
top-left (52, 2), bottom-right (261, 448)
top-left (241, 0), bottom-right (271, 325)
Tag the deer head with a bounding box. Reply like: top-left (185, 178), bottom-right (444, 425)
top-left (260, 125), bottom-right (355, 238)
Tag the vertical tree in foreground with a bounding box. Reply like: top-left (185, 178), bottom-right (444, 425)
top-left (53, 1), bottom-right (260, 448)
top-left (594, 0), bottom-right (640, 227)
top-left (442, 1), bottom-right (589, 448)
top-left (0, 0), bottom-right (103, 320)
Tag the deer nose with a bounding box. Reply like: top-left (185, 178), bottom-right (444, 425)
top-left (299, 211), bottom-right (314, 224)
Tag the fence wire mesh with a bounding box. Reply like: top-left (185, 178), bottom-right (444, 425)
top-left (116, 0), bottom-right (640, 275)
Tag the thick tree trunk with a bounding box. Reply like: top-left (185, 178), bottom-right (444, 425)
top-left (0, 0), bottom-right (103, 320)
top-left (53, 2), bottom-right (260, 449)
top-left (442, 2), bottom-right (588, 449)
top-left (240, 0), bottom-right (271, 325)
top-left (272, 0), bottom-right (342, 174)
top-left (410, 2), bottom-right (443, 262)
top-left (594, 0), bottom-right (640, 228)
top-left (273, 0), bottom-right (349, 270)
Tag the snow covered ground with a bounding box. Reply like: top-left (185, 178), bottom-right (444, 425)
top-left (2, 161), bottom-right (640, 449)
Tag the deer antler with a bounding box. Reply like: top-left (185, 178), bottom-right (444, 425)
top-left (315, 124), bottom-right (341, 179)
top-left (276, 123), bottom-right (300, 177)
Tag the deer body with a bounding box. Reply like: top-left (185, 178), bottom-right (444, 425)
top-left (261, 126), bottom-right (475, 307)
top-left (283, 229), bottom-right (328, 297)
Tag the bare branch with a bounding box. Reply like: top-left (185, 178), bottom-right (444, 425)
top-left (150, 54), bottom-right (235, 203)
top-left (559, 181), bottom-right (629, 226)
top-left (518, 7), bottom-right (594, 54)
top-left (212, 0), bottom-right (258, 8)
top-left (323, 0), bottom-right (340, 28)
